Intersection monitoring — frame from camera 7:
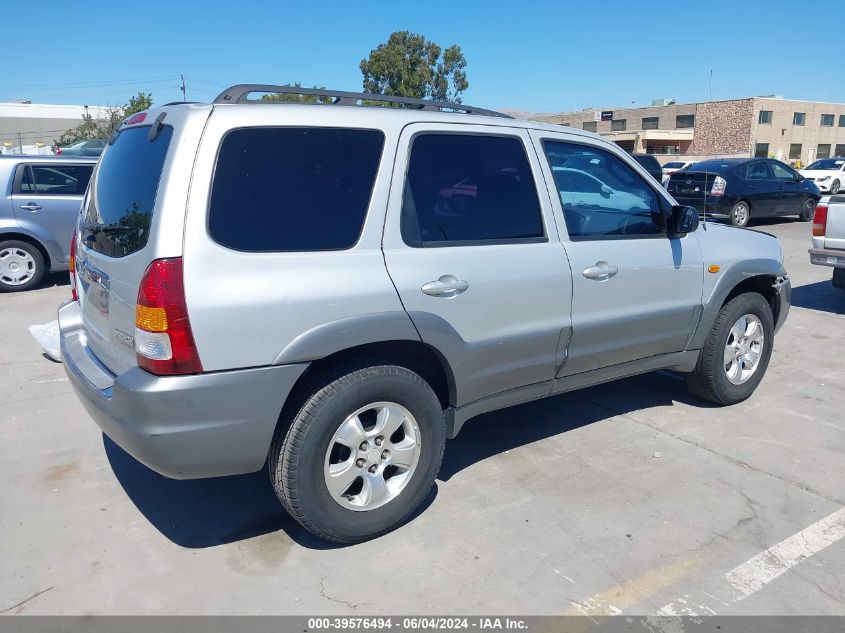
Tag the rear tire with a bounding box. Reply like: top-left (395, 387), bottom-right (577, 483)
top-left (685, 292), bottom-right (774, 405)
top-left (0, 240), bottom-right (46, 292)
top-left (729, 201), bottom-right (750, 227)
top-left (798, 197), bottom-right (816, 222)
top-left (269, 363), bottom-right (446, 544)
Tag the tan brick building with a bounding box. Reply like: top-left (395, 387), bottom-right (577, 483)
top-left (529, 97), bottom-right (845, 167)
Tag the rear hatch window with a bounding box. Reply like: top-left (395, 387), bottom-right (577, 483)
top-left (80, 125), bottom-right (173, 257)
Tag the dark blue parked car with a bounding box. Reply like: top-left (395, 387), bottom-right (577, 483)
top-left (667, 157), bottom-right (820, 227)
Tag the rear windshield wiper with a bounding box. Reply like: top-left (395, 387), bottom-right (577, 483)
top-left (80, 222), bottom-right (132, 234)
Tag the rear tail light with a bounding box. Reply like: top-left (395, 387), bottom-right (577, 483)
top-left (710, 175), bottom-right (727, 197)
top-left (135, 258), bottom-right (203, 375)
top-left (813, 204), bottom-right (828, 237)
top-left (69, 230), bottom-right (78, 302)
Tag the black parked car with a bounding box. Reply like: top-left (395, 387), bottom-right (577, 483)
top-left (667, 158), bottom-right (821, 227)
top-left (630, 153), bottom-right (664, 184)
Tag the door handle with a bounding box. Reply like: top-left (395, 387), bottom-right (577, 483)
top-left (20, 203), bottom-right (42, 212)
top-left (421, 274), bottom-right (469, 297)
top-left (582, 261), bottom-right (619, 281)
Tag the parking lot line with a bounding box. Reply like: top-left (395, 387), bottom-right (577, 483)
top-left (657, 506), bottom-right (845, 615)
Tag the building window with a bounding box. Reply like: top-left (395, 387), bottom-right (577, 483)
top-left (839, 115), bottom-right (845, 128)
top-left (836, 144), bottom-right (845, 157)
top-left (758, 110), bottom-right (773, 124)
top-left (821, 114), bottom-right (834, 127)
top-left (793, 112), bottom-right (805, 126)
top-left (817, 144), bottom-right (831, 159)
top-left (645, 144), bottom-right (680, 155)
top-left (642, 117), bottom-right (659, 130)
top-left (611, 119), bottom-right (626, 131)
top-left (582, 121), bottom-right (597, 132)
top-left (754, 143), bottom-right (769, 158)
top-left (675, 114), bottom-right (695, 129)
top-left (789, 144), bottom-right (802, 160)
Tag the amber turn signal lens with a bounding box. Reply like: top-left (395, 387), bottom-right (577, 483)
top-left (136, 305), bottom-right (168, 332)
top-left (708, 265), bottom-right (721, 273)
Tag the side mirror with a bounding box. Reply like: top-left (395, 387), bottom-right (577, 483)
top-left (669, 205), bottom-right (699, 237)
top-left (600, 184), bottom-right (612, 198)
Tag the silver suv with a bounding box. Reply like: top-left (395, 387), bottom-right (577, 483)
top-left (0, 156), bottom-right (96, 291)
top-left (60, 85), bottom-right (791, 543)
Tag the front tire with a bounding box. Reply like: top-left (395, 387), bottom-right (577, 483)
top-left (831, 180), bottom-right (841, 195)
top-left (729, 201), bottom-right (750, 227)
top-left (0, 240), bottom-right (45, 292)
top-left (798, 197), bottom-right (816, 222)
top-left (685, 292), bottom-right (774, 405)
top-left (270, 363), bottom-right (446, 544)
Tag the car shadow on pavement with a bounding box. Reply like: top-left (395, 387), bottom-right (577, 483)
top-left (102, 434), bottom-right (437, 550)
top-left (38, 272), bottom-right (70, 290)
top-left (439, 370), bottom-right (712, 481)
top-left (791, 280), bottom-right (845, 315)
top-left (103, 370), bottom-right (703, 549)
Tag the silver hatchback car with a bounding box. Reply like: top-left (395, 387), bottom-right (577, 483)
top-left (0, 155), bottom-right (96, 291)
top-left (60, 85), bottom-right (790, 543)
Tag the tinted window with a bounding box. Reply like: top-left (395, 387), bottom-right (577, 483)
top-left (582, 121), bottom-right (597, 132)
top-left (611, 119), bottom-right (626, 131)
top-left (642, 117), bottom-right (659, 130)
top-left (754, 143), bottom-right (769, 158)
top-left (836, 145), bottom-right (845, 157)
top-left (744, 162), bottom-right (772, 180)
top-left (81, 125), bottom-right (173, 258)
top-left (675, 114), bottom-right (695, 128)
top-left (402, 134), bottom-right (543, 246)
top-left (817, 144), bottom-right (831, 159)
top-left (542, 141), bottom-right (663, 240)
top-left (821, 114), bottom-right (834, 127)
top-left (209, 127), bottom-right (384, 252)
top-left (759, 110), bottom-right (772, 124)
top-left (789, 144), bottom-right (802, 160)
top-left (31, 165), bottom-right (92, 195)
top-left (839, 116), bottom-right (845, 128)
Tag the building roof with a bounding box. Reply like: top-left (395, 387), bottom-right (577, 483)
top-left (0, 102), bottom-right (112, 119)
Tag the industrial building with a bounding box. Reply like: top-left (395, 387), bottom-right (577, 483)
top-left (530, 96), bottom-right (845, 166)
top-left (0, 101), bottom-right (110, 154)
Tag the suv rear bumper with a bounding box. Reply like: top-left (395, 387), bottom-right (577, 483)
top-left (809, 247), bottom-right (845, 269)
top-left (58, 300), bottom-right (307, 479)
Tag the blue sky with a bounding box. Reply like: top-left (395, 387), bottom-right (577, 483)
top-left (3, 0), bottom-right (840, 113)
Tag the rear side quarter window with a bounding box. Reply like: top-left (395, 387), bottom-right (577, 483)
top-left (208, 127), bottom-right (385, 252)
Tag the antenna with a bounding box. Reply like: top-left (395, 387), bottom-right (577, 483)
top-left (180, 75), bottom-right (187, 102)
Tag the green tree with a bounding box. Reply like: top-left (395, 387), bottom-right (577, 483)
top-left (360, 31), bottom-right (468, 103)
top-left (260, 82), bottom-right (330, 104)
top-left (55, 91), bottom-right (153, 147)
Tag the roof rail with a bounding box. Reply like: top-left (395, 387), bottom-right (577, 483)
top-left (212, 84), bottom-right (513, 119)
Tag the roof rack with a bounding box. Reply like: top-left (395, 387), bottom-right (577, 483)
top-left (212, 84), bottom-right (513, 119)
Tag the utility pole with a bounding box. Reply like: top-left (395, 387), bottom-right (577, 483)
top-left (181, 75), bottom-right (187, 102)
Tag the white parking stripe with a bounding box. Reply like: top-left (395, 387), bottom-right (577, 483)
top-left (725, 506), bottom-right (845, 600)
top-left (657, 507), bottom-right (845, 615)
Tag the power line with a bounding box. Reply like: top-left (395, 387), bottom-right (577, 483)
top-left (3, 75), bottom-right (179, 90)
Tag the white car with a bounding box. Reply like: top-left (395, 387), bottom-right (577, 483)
top-left (661, 160), bottom-right (694, 187)
top-left (800, 157), bottom-right (845, 194)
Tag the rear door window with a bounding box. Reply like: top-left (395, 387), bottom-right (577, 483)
top-left (401, 133), bottom-right (544, 246)
top-left (208, 127), bottom-right (385, 252)
top-left (81, 125), bottom-right (173, 257)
